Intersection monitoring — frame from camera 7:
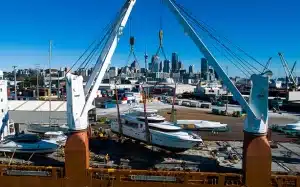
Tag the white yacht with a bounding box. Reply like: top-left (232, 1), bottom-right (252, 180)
top-left (176, 120), bottom-right (228, 131)
top-left (0, 134), bottom-right (59, 154)
top-left (110, 108), bottom-right (202, 152)
top-left (44, 131), bottom-right (67, 146)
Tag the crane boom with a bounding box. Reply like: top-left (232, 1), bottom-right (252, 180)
top-left (66, 0), bottom-right (136, 131)
top-left (278, 52), bottom-right (297, 89)
top-left (163, 0), bottom-right (270, 134)
top-left (262, 57), bottom-right (272, 73)
top-left (291, 61), bottom-right (297, 75)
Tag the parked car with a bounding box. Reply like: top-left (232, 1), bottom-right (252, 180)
top-left (200, 103), bottom-right (211, 109)
top-left (174, 99), bottom-right (182, 105)
top-left (190, 101), bottom-right (200, 107)
top-left (182, 100), bottom-right (191, 107)
top-left (123, 92), bottom-right (136, 103)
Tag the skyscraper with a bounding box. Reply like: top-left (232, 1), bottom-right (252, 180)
top-left (201, 58), bottom-right (209, 80)
top-left (130, 60), bottom-right (138, 69)
top-left (178, 61), bottom-right (183, 70)
top-left (189, 65), bottom-right (194, 74)
top-left (163, 60), bottom-right (170, 73)
top-left (159, 61), bottom-right (163, 72)
top-left (171, 52), bottom-right (179, 72)
top-left (151, 55), bottom-right (160, 72)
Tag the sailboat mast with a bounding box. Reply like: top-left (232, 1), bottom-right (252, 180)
top-left (142, 86), bottom-right (150, 143)
top-left (114, 79), bottom-right (122, 135)
top-left (171, 81), bottom-right (177, 122)
top-left (48, 40), bottom-right (52, 125)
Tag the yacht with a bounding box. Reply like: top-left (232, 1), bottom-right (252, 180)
top-left (0, 134), bottom-right (59, 154)
top-left (176, 120), bottom-right (228, 131)
top-left (44, 131), bottom-right (67, 146)
top-left (27, 123), bottom-right (69, 134)
top-left (110, 108), bottom-right (202, 152)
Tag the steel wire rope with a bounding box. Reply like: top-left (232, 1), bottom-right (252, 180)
top-left (66, 6), bottom-right (125, 75)
top-left (173, 0), bottom-right (262, 74)
top-left (173, 0), bottom-right (266, 69)
top-left (66, 22), bottom-right (113, 75)
top-left (152, 0), bottom-right (168, 73)
top-left (79, 23), bottom-right (116, 72)
top-left (180, 12), bottom-right (252, 76)
top-left (211, 43), bottom-right (251, 77)
top-left (177, 6), bottom-right (258, 74)
top-left (180, 12), bottom-right (254, 76)
top-left (91, 8), bottom-right (128, 81)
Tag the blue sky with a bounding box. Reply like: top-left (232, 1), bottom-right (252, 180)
top-left (0, 0), bottom-right (299, 77)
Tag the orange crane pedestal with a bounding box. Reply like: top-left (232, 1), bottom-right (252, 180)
top-left (243, 132), bottom-right (272, 187)
top-left (65, 131), bottom-right (90, 187)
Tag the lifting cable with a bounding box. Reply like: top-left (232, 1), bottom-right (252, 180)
top-left (174, 1), bottom-right (266, 69)
top-left (151, 0), bottom-right (168, 72)
top-left (125, 18), bottom-right (139, 69)
top-left (172, 0), bottom-right (263, 75)
top-left (66, 21), bottom-right (113, 75)
top-left (211, 43), bottom-right (251, 77)
top-left (183, 13), bottom-right (257, 75)
top-left (66, 7), bottom-right (126, 75)
top-left (174, 1), bottom-right (259, 74)
top-left (117, 18), bottom-right (140, 81)
top-left (187, 19), bottom-right (254, 76)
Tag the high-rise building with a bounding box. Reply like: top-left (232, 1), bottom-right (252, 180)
top-left (171, 52), bottom-right (179, 72)
top-left (178, 61), bottom-right (183, 70)
top-left (201, 58), bottom-right (209, 80)
top-left (151, 55), bottom-right (160, 72)
top-left (208, 66), bottom-right (215, 81)
top-left (189, 65), bottom-right (194, 74)
top-left (131, 60), bottom-right (138, 69)
top-left (163, 60), bottom-right (170, 73)
top-left (159, 61), bottom-right (163, 72)
top-left (148, 62), bottom-right (152, 71)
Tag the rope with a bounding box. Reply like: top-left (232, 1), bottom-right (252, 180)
top-left (173, 0), bottom-right (265, 70)
top-left (66, 4), bottom-right (125, 75)
top-left (173, 0), bottom-right (264, 74)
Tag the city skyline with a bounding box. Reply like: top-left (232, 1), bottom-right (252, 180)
top-left (0, 0), bottom-right (299, 77)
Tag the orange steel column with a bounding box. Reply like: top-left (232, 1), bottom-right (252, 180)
top-left (65, 131), bottom-right (90, 187)
top-left (243, 132), bottom-right (272, 187)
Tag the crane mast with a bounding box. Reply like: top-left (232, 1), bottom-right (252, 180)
top-left (163, 0), bottom-right (270, 134)
top-left (66, 0), bottom-right (136, 131)
top-left (278, 52), bottom-right (297, 90)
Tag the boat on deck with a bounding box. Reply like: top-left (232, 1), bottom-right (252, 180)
top-left (44, 131), bottom-right (67, 146)
top-left (175, 120), bottom-right (229, 131)
top-left (0, 134), bottom-right (59, 154)
top-left (110, 108), bottom-right (202, 152)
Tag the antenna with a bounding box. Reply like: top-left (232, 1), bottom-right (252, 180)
top-left (48, 40), bottom-right (52, 125)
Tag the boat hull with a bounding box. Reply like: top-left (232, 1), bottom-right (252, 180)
top-left (0, 140), bottom-right (59, 154)
top-left (111, 124), bottom-right (201, 152)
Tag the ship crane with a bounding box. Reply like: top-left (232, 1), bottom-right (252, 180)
top-left (64, 0), bottom-right (272, 186)
top-left (66, 0), bottom-right (136, 132)
top-left (278, 52), bottom-right (298, 90)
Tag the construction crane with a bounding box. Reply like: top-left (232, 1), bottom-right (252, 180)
top-left (262, 57), bottom-right (272, 73)
top-left (278, 52), bottom-right (298, 90)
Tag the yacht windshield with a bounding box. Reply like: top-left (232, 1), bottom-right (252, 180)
top-left (135, 111), bottom-right (158, 117)
top-left (137, 118), bottom-right (164, 123)
top-left (149, 126), bottom-right (181, 132)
